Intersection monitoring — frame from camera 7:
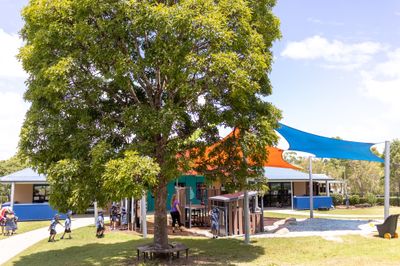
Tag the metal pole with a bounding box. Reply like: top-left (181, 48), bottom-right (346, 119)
top-left (244, 190), bottom-right (250, 244)
top-left (309, 156), bottom-right (314, 218)
top-left (94, 201), bottom-right (98, 225)
top-left (10, 182), bottom-right (15, 211)
top-left (260, 192), bottom-right (264, 231)
top-left (141, 193), bottom-right (147, 238)
top-left (384, 141), bottom-right (390, 219)
top-left (131, 197), bottom-right (134, 230)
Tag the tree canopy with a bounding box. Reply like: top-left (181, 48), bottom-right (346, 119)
top-left (19, 0), bottom-right (281, 247)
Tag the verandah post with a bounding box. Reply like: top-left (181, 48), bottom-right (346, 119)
top-left (309, 156), bottom-right (314, 218)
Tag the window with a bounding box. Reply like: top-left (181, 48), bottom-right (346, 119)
top-left (32, 185), bottom-right (50, 203)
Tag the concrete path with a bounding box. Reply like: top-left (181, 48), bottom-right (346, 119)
top-left (265, 209), bottom-right (383, 219)
top-left (0, 217), bottom-right (94, 265)
top-left (256, 217), bottom-right (381, 239)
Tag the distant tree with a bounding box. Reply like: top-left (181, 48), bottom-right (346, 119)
top-left (19, 0), bottom-right (281, 248)
top-left (390, 139), bottom-right (400, 194)
top-left (346, 161), bottom-right (383, 196)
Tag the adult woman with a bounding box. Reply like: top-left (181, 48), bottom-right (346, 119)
top-left (170, 194), bottom-right (183, 233)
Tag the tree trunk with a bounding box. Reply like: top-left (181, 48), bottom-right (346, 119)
top-left (153, 178), bottom-right (169, 249)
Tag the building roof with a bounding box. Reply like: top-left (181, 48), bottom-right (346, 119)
top-left (0, 168), bottom-right (47, 184)
top-left (209, 191), bottom-right (258, 202)
top-left (264, 167), bottom-right (334, 182)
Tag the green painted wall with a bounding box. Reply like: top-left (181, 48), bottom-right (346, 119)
top-left (146, 175), bottom-right (204, 212)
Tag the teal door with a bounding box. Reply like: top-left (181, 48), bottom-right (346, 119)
top-left (146, 175), bottom-right (204, 212)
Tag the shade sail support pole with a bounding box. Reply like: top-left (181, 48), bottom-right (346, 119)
top-left (141, 193), bottom-right (147, 238)
top-left (384, 141), bottom-right (390, 220)
top-left (309, 156), bottom-right (314, 219)
top-left (244, 189), bottom-right (250, 244)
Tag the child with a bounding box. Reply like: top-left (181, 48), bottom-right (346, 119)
top-left (110, 204), bottom-right (118, 230)
top-left (61, 211), bottom-right (72, 239)
top-left (170, 194), bottom-right (183, 233)
top-left (120, 208), bottom-right (128, 230)
top-left (210, 207), bottom-right (220, 239)
top-left (4, 211), bottom-right (17, 236)
top-left (96, 211), bottom-right (105, 238)
top-left (48, 214), bottom-right (63, 242)
top-left (5, 211), bottom-right (17, 236)
top-left (12, 213), bottom-right (18, 235)
top-left (0, 214), bottom-right (5, 235)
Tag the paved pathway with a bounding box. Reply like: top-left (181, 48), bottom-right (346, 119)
top-left (265, 209), bottom-right (383, 218)
top-left (0, 217), bottom-right (94, 265)
top-left (256, 217), bottom-right (381, 239)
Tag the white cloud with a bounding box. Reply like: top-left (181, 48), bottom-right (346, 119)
top-left (359, 48), bottom-right (400, 113)
top-left (0, 91), bottom-right (29, 160)
top-left (281, 35), bottom-right (385, 70)
top-left (0, 28), bottom-right (26, 78)
top-left (307, 17), bottom-right (344, 26)
top-left (0, 28), bottom-right (28, 160)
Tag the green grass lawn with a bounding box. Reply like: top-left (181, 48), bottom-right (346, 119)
top-left (6, 226), bottom-right (400, 266)
top-left (0, 220), bottom-right (50, 240)
top-left (265, 206), bottom-right (400, 220)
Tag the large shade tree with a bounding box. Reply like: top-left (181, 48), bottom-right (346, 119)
top-left (19, 0), bottom-right (281, 248)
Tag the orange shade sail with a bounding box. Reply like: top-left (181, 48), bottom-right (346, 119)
top-left (182, 128), bottom-right (299, 175)
top-left (264, 147), bottom-right (299, 169)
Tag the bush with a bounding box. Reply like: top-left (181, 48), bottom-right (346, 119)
top-left (365, 193), bottom-right (377, 206)
top-left (376, 197), bottom-right (400, 206)
top-left (331, 193), bottom-right (344, 206)
top-left (358, 197), bottom-right (367, 204)
top-left (349, 194), bottom-right (360, 205)
top-left (377, 197), bottom-right (384, 205)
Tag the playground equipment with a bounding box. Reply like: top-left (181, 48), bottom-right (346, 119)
top-left (209, 191), bottom-right (263, 236)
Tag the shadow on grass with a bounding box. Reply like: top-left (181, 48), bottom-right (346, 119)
top-left (12, 237), bottom-right (265, 266)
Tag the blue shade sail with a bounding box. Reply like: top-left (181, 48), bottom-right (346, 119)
top-left (276, 123), bottom-right (384, 163)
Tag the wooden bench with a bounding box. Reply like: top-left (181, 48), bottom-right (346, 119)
top-left (136, 243), bottom-right (189, 263)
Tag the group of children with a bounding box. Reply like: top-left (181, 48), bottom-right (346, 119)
top-left (48, 210), bottom-right (106, 241)
top-left (48, 211), bottom-right (72, 242)
top-left (110, 204), bottom-right (128, 231)
top-left (0, 207), bottom-right (18, 236)
top-left (45, 203), bottom-right (220, 242)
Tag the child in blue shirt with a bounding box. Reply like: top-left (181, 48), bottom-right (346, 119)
top-left (48, 214), bottom-right (63, 242)
top-left (210, 207), bottom-right (220, 239)
top-left (4, 211), bottom-right (18, 236)
top-left (61, 211), bottom-right (72, 239)
top-left (96, 211), bottom-right (105, 238)
top-left (120, 208), bottom-right (128, 230)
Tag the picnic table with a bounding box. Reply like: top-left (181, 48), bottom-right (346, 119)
top-left (136, 242), bottom-right (189, 263)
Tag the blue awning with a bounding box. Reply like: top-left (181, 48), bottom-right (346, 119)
top-left (276, 123), bottom-right (383, 163)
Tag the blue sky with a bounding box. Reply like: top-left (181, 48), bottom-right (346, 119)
top-left (0, 0), bottom-right (399, 160)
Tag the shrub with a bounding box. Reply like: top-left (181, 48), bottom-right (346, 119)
top-left (377, 198), bottom-right (384, 205)
top-left (358, 197), bottom-right (367, 204)
top-left (365, 193), bottom-right (377, 206)
top-left (331, 193), bottom-right (344, 206)
top-left (349, 194), bottom-right (360, 205)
